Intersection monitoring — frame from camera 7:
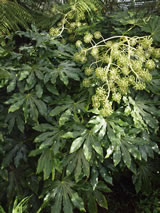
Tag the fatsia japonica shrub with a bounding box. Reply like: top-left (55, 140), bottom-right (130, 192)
top-left (0, 2), bottom-right (160, 213)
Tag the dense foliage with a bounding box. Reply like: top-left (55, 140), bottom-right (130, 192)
top-left (0, 0), bottom-right (160, 212)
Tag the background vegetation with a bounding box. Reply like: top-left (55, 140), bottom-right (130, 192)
top-left (0, 0), bottom-right (160, 212)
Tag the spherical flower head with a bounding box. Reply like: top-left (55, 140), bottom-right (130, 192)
top-left (121, 66), bottom-right (130, 76)
top-left (70, 22), bottom-right (76, 29)
top-left (57, 22), bottom-right (62, 27)
top-left (109, 82), bottom-right (116, 91)
top-left (49, 27), bottom-right (55, 36)
top-left (91, 47), bottom-right (99, 57)
top-left (136, 46), bottom-right (144, 57)
top-left (145, 59), bottom-right (155, 70)
top-left (141, 38), bottom-right (153, 49)
top-left (96, 67), bottom-right (104, 79)
top-left (61, 18), bottom-right (66, 25)
top-left (76, 40), bottom-right (82, 48)
top-left (94, 31), bottom-right (102, 39)
top-left (145, 51), bottom-right (151, 59)
top-left (84, 33), bottom-right (93, 43)
top-left (82, 78), bottom-right (91, 88)
top-left (117, 55), bottom-right (128, 66)
top-left (152, 48), bottom-right (160, 59)
top-left (67, 28), bottom-right (73, 34)
top-left (109, 69), bottom-right (118, 80)
top-left (128, 75), bottom-right (135, 85)
top-left (143, 71), bottom-right (152, 82)
top-left (100, 101), bottom-right (113, 117)
top-left (73, 53), bottom-right (81, 62)
top-left (105, 41), bottom-right (113, 48)
top-left (92, 95), bottom-right (100, 108)
top-left (119, 78), bottom-right (129, 87)
top-left (96, 87), bottom-right (106, 97)
top-left (112, 43), bottom-right (119, 50)
top-left (148, 47), bottom-right (154, 55)
top-left (80, 48), bottom-right (87, 55)
top-left (130, 38), bottom-right (137, 46)
top-left (80, 56), bottom-right (87, 64)
top-left (84, 67), bottom-right (94, 76)
top-left (131, 60), bottom-right (142, 72)
top-left (118, 78), bottom-right (129, 94)
top-left (134, 82), bottom-right (146, 90)
top-left (101, 55), bottom-right (110, 64)
top-left (139, 55), bottom-right (146, 63)
top-left (112, 92), bottom-right (121, 104)
top-left (67, 12), bottom-right (75, 20)
top-left (111, 49), bottom-right (121, 60)
top-left (76, 22), bottom-right (82, 27)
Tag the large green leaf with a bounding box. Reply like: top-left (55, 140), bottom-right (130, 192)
top-left (69, 125), bottom-right (104, 162)
top-left (113, 146), bottom-right (121, 166)
top-left (65, 149), bottom-right (90, 182)
top-left (39, 179), bottom-right (85, 213)
top-left (36, 149), bottom-right (55, 180)
top-left (142, 16), bottom-right (160, 42)
top-left (70, 137), bottom-right (85, 153)
top-left (32, 122), bottom-right (65, 154)
top-left (89, 115), bottom-right (107, 140)
top-left (94, 190), bottom-right (108, 210)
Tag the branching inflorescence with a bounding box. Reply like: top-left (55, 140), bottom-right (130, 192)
top-left (48, 2), bottom-right (160, 117)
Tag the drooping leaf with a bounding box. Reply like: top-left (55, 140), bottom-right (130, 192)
top-left (94, 191), bottom-right (108, 210)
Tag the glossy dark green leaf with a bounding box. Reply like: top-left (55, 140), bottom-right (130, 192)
top-left (51, 193), bottom-right (62, 213)
top-left (70, 137), bottom-right (85, 153)
top-left (91, 166), bottom-right (99, 190)
top-left (94, 191), bottom-right (108, 210)
top-left (97, 181), bottom-right (112, 193)
top-left (99, 166), bottom-right (112, 185)
top-left (8, 98), bottom-right (25, 113)
top-left (59, 109), bottom-right (72, 126)
top-left (36, 149), bottom-right (53, 180)
top-left (121, 145), bottom-right (131, 168)
top-left (35, 84), bottom-right (43, 98)
top-left (49, 105), bottom-right (68, 117)
top-left (89, 115), bottom-right (107, 140)
top-left (91, 135), bottom-right (103, 157)
top-left (7, 76), bottom-right (16, 92)
top-left (71, 192), bottom-right (85, 212)
top-left (83, 136), bottom-right (92, 161)
top-left (74, 153), bottom-right (82, 182)
top-left (63, 193), bottom-right (73, 213)
top-left (88, 195), bottom-right (97, 213)
top-left (113, 146), bottom-right (121, 166)
top-left (46, 84), bottom-right (59, 95)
